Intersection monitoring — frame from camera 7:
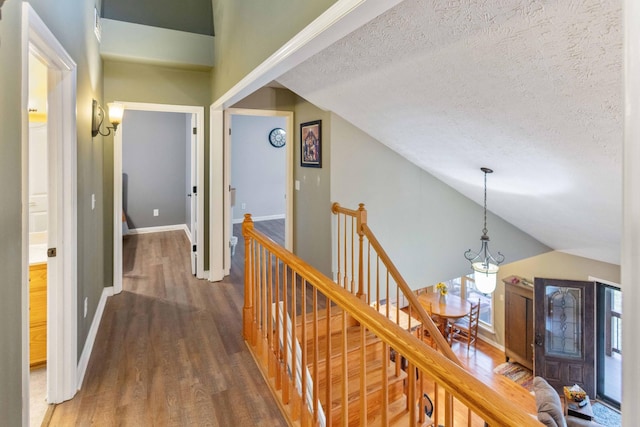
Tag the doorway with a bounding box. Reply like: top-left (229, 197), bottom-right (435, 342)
top-left (22, 4), bottom-right (79, 424)
top-left (113, 103), bottom-right (205, 293)
top-left (596, 283), bottom-right (622, 408)
top-left (223, 108), bottom-right (294, 276)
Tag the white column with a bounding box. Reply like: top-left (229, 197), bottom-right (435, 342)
top-left (622, 1), bottom-right (639, 425)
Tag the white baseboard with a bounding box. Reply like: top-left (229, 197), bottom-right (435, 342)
top-left (128, 224), bottom-right (189, 235)
top-left (477, 334), bottom-right (505, 351)
top-left (77, 286), bottom-right (114, 390)
top-left (232, 214), bottom-right (285, 224)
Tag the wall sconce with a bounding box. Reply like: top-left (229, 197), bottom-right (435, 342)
top-left (92, 99), bottom-right (123, 137)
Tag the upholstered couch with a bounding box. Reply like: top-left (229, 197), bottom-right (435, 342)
top-left (533, 377), bottom-right (604, 427)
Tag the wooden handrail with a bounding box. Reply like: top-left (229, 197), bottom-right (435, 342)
top-left (361, 222), bottom-right (459, 364)
top-left (332, 202), bottom-right (460, 365)
top-left (243, 215), bottom-right (541, 426)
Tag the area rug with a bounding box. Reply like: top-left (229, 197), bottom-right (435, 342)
top-left (592, 402), bottom-right (621, 427)
top-left (493, 362), bottom-right (534, 392)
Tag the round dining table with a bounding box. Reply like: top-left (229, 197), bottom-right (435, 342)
top-left (417, 292), bottom-right (472, 341)
top-left (417, 292), bottom-right (471, 320)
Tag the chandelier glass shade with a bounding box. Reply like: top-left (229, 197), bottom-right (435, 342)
top-left (464, 168), bottom-right (504, 294)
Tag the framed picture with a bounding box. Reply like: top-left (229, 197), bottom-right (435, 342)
top-left (300, 120), bottom-right (322, 168)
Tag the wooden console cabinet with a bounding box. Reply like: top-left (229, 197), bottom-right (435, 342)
top-left (504, 276), bottom-right (534, 371)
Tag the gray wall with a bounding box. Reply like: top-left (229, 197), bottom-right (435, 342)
top-left (122, 110), bottom-right (189, 229)
top-left (231, 114), bottom-right (286, 222)
top-left (185, 114), bottom-right (192, 232)
top-left (329, 113), bottom-right (551, 287)
top-left (102, 0), bottom-right (214, 35)
top-left (293, 100), bottom-right (333, 277)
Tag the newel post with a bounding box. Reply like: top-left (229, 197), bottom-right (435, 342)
top-left (356, 203), bottom-right (367, 298)
top-left (242, 214), bottom-right (254, 341)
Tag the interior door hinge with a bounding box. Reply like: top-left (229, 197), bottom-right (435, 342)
top-left (228, 128), bottom-right (231, 135)
top-left (192, 245), bottom-right (196, 252)
top-left (192, 185), bottom-right (197, 194)
top-left (193, 127), bottom-right (197, 135)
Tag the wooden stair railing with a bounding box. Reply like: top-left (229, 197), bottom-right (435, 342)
top-left (242, 213), bottom-right (541, 426)
top-left (331, 202), bottom-right (459, 365)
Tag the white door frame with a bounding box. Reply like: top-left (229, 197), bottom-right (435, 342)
top-left (21, 3), bottom-right (79, 421)
top-left (113, 103), bottom-right (206, 293)
top-left (223, 108), bottom-right (294, 275)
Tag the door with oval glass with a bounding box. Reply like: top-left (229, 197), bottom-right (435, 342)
top-left (534, 278), bottom-right (595, 397)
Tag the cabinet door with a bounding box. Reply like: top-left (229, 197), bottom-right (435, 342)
top-left (506, 291), bottom-right (529, 361)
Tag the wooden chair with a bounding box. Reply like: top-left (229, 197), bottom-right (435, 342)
top-left (448, 299), bottom-right (480, 354)
top-left (421, 302), bottom-right (449, 349)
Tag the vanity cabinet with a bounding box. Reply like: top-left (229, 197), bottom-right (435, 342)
top-left (504, 276), bottom-right (534, 371)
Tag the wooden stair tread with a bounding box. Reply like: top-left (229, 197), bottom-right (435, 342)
top-left (302, 324), bottom-right (382, 362)
top-left (323, 362), bottom-right (407, 408)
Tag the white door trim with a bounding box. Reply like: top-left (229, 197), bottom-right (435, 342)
top-left (223, 108), bottom-right (293, 275)
top-left (113, 102), bottom-right (206, 293)
top-left (21, 3), bottom-right (79, 420)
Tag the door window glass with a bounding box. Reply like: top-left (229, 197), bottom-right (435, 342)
top-left (545, 286), bottom-right (582, 358)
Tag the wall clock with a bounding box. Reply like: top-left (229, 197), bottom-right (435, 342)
top-left (269, 128), bottom-right (286, 148)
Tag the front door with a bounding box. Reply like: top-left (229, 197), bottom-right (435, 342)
top-left (534, 278), bottom-right (595, 397)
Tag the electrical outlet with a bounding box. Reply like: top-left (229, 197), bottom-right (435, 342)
top-left (84, 297), bottom-right (88, 318)
top-left (153, 209), bottom-right (159, 216)
top-left (241, 203), bottom-right (246, 210)
top-left (295, 180), bottom-right (300, 191)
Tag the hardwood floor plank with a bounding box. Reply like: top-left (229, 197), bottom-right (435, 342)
top-left (48, 226), bottom-right (288, 426)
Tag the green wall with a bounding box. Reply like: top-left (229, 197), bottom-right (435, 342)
top-left (293, 100), bottom-right (333, 276)
top-left (25, 0), bottom-right (109, 363)
top-left (0, 0), bottom-right (24, 423)
top-left (210, 0), bottom-right (337, 100)
top-left (103, 60), bottom-right (212, 282)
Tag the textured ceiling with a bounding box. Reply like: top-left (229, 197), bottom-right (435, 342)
top-left (278, 0), bottom-right (623, 265)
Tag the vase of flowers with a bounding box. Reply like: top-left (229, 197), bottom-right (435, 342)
top-left (436, 282), bottom-right (448, 303)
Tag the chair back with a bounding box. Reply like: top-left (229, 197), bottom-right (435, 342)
top-left (468, 299), bottom-right (481, 335)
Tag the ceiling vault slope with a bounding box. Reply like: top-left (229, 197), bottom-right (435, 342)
top-left (278, 0), bottom-right (623, 265)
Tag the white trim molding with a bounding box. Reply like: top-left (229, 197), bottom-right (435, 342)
top-left (232, 214), bottom-right (285, 224)
top-left (127, 224), bottom-right (189, 235)
top-left (77, 287), bottom-right (114, 390)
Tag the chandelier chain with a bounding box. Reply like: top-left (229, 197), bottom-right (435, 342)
top-left (482, 170), bottom-right (488, 236)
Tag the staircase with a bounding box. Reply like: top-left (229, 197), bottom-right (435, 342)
top-left (297, 308), bottom-right (409, 426)
top-left (242, 207), bottom-right (542, 426)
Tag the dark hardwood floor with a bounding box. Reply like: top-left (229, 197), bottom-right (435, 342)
top-left (48, 221), bottom-right (288, 426)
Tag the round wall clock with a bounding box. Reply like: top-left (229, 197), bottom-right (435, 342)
top-left (269, 128), bottom-right (286, 148)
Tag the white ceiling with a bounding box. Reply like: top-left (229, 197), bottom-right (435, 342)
top-left (278, 0), bottom-right (623, 265)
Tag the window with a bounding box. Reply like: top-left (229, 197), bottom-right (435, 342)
top-left (445, 275), bottom-right (494, 330)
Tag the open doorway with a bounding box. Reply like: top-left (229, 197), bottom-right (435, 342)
top-left (27, 49), bottom-right (50, 426)
top-left (223, 108), bottom-right (294, 276)
top-left (22, 4), bottom-right (79, 424)
top-left (113, 103), bottom-right (205, 294)
top-left (597, 282), bottom-right (622, 408)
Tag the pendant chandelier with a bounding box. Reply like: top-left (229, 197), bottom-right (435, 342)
top-left (464, 167), bottom-right (504, 294)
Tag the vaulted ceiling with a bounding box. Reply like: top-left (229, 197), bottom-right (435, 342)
top-left (277, 0), bottom-right (623, 265)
